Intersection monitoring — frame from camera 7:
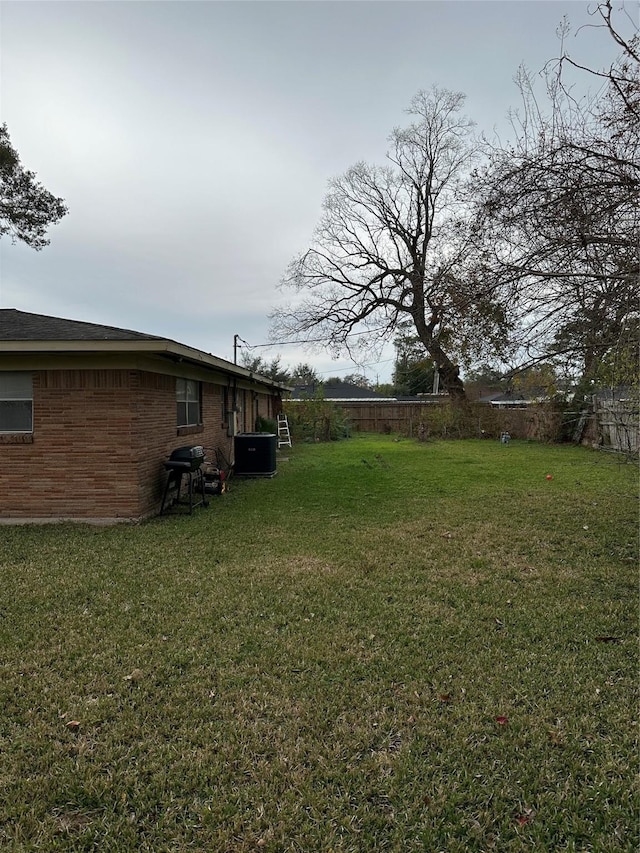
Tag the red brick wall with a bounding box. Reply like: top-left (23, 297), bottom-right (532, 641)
top-left (0, 368), bottom-right (278, 521)
top-left (130, 373), bottom-right (236, 517)
top-left (0, 370), bottom-right (139, 520)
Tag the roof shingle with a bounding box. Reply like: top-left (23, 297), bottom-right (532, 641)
top-left (0, 309), bottom-right (165, 343)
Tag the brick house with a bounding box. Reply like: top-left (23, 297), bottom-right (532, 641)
top-left (0, 309), bottom-right (288, 522)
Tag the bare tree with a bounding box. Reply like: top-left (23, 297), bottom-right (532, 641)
top-left (470, 4), bottom-right (639, 397)
top-left (0, 124), bottom-right (67, 249)
top-left (271, 88), bottom-right (510, 402)
top-left (557, 0), bottom-right (639, 119)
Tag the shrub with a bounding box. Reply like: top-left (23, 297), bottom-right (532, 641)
top-left (414, 401), bottom-right (567, 442)
top-left (255, 415), bottom-right (277, 434)
top-left (283, 394), bottom-right (350, 442)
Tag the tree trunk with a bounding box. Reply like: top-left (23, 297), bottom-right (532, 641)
top-left (437, 359), bottom-right (467, 402)
top-left (415, 323), bottom-right (468, 402)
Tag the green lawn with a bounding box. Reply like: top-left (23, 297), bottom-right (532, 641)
top-left (1, 436), bottom-right (638, 851)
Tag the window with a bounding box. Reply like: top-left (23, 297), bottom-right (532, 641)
top-left (176, 378), bottom-right (201, 427)
top-left (0, 372), bottom-right (33, 433)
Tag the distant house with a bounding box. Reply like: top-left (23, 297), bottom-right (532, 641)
top-left (291, 382), bottom-right (446, 404)
top-left (478, 387), bottom-right (558, 408)
top-left (291, 382), bottom-right (397, 403)
top-left (479, 391), bottom-right (533, 408)
top-left (289, 382), bottom-right (447, 433)
top-left (0, 310), bottom-right (288, 522)
top-left (593, 386), bottom-right (635, 404)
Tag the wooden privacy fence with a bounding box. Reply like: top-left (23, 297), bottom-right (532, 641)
top-left (336, 401), bottom-right (437, 435)
top-left (289, 397), bottom-right (638, 452)
top-left (593, 399), bottom-right (639, 455)
top-left (333, 401), bottom-right (563, 441)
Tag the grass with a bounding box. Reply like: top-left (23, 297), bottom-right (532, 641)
top-left (0, 436), bottom-right (637, 851)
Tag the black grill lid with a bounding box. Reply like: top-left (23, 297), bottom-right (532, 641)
top-left (164, 445), bottom-right (206, 472)
top-left (169, 445), bottom-right (205, 461)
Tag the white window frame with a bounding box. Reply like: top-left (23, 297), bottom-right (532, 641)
top-left (0, 372), bottom-right (33, 433)
top-left (176, 378), bottom-right (201, 427)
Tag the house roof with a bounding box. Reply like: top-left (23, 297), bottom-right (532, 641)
top-left (594, 386), bottom-right (634, 403)
top-left (292, 382), bottom-right (396, 402)
top-left (0, 309), bottom-right (291, 392)
top-left (0, 309), bottom-right (165, 342)
top-left (290, 383), bottom-right (446, 403)
top-left (479, 391), bottom-right (528, 404)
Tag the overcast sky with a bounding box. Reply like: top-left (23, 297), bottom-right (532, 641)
top-left (0, 0), bottom-right (633, 382)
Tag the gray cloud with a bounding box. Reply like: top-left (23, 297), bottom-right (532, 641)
top-left (0, 0), bottom-right (630, 380)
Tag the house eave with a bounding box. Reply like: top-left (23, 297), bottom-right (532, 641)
top-left (0, 339), bottom-right (291, 393)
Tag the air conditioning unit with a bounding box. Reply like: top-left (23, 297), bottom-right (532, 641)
top-left (234, 433), bottom-right (277, 477)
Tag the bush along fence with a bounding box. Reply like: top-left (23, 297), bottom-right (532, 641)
top-left (285, 395), bottom-right (639, 452)
top-left (283, 397), bottom-right (351, 442)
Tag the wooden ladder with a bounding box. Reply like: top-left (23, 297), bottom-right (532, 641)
top-left (277, 413), bottom-right (292, 448)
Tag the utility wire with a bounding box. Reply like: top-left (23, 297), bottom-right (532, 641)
top-left (243, 326), bottom-right (390, 348)
top-left (312, 357), bottom-right (396, 377)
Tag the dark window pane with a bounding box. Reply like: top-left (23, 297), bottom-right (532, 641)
top-left (0, 400), bottom-right (33, 432)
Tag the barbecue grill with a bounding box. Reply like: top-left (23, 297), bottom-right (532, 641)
top-left (160, 445), bottom-right (208, 514)
top-left (165, 445), bottom-right (205, 471)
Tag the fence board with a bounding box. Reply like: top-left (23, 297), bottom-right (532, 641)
top-left (595, 401), bottom-right (638, 454)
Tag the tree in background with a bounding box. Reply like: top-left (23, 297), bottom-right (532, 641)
top-left (239, 352), bottom-right (291, 384)
top-left (271, 87), bottom-right (511, 402)
top-left (511, 364), bottom-right (562, 399)
top-left (470, 3), bottom-right (639, 401)
top-left (462, 365), bottom-right (507, 401)
top-left (289, 363), bottom-right (321, 385)
top-left (590, 320), bottom-right (639, 390)
top-left (324, 373), bottom-right (373, 389)
top-left (0, 124), bottom-right (67, 249)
